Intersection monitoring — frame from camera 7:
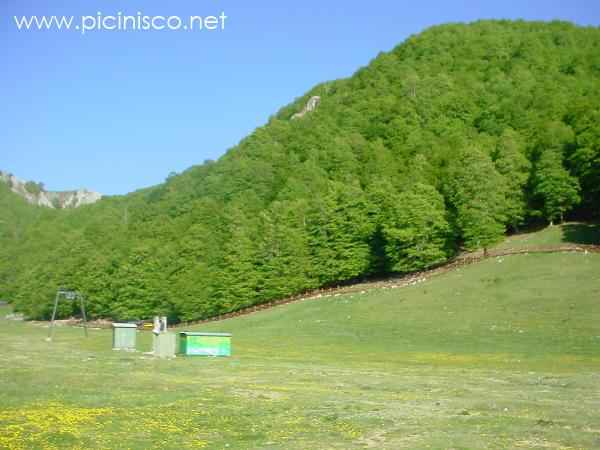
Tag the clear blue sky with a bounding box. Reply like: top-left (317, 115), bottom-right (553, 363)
top-left (1, 0), bottom-right (598, 195)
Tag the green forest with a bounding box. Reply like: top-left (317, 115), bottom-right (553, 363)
top-left (1, 20), bottom-right (599, 322)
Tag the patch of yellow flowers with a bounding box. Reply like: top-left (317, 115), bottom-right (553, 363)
top-left (0, 402), bottom-right (112, 450)
top-left (0, 399), bottom-right (361, 449)
top-left (0, 402), bottom-right (210, 450)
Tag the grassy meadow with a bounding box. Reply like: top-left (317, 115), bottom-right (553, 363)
top-left (1, 228), bottom-right (600, 449)
top-left (494, 222), bottom-right (600, 250)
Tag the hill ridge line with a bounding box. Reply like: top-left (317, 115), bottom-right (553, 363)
top-left (174, 244), bottom-right (600, 328)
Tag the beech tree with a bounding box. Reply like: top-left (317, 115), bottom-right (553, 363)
top-left (533, 150), bottom-right (581, 224)
top-left (446, 148), bottom-right (507, 254)
top-left (381, 183), bottom-right (451, 272)
top-left (493, 129), bottom-right (531, 230)
top-left (567, 106), bottom-right (600, 217)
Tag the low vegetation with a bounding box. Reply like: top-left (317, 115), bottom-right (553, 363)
top-left (1, 248), bottom-right (599, 449)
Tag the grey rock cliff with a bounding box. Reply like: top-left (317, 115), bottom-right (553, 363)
top-left (0, 170), bottom-right (102, 209)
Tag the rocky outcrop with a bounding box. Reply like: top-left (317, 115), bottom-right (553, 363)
top-left (291, 96), bottom-right (321, 120)
top-left (0, 170), bottom-right (102, 209)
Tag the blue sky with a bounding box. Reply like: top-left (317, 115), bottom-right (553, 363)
top-left (1, 0), bottom-right (599, 195)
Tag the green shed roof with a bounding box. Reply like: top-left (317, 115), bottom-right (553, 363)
top-left (179, 332), bottom-right (232, 337)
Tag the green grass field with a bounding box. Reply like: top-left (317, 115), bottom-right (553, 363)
top-left (494, 222), bottom-right (600, 250)
top-left (1, 236), bottom-right (600, 448)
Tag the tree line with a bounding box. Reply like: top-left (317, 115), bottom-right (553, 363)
top-left (1, 20), bottom-right (598, 321)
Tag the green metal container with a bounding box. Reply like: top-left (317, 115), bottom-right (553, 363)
top-left (179, 332), bottom-right (232, 356)
top-left (112, 323), bottom-right (137, 350)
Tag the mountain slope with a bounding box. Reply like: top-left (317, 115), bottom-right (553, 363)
top-left (2, 20), bottom-right (600, 320)
top-left (0, 183), bottom-right (55, 288)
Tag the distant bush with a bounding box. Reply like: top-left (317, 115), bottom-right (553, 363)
top-left (24, 181), bottom-right (44, 195)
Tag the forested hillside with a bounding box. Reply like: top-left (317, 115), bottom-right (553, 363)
top-left (2, 20), bottom-right (599, 321)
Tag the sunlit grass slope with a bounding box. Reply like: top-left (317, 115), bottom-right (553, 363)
top-left (1, 251), bottom-right (599, 449)
top-left (495, 222), bottom-right (600, 250)
top-left (201, 252), bottom-right (600, 367)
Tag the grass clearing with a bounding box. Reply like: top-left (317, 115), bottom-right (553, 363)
top-left (495, 222), bottom-right (600, 250)
top-left (1, 252), bottom-right (600, 449)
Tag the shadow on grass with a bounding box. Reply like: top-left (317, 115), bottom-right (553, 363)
top-left (562, 223), bottom-right (600, 245)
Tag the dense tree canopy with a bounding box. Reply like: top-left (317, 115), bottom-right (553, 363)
top-left (533, 149), bottom-right (581, 224)
top-left (445, 148), bottom-right (508, 252)
top-left (1, 20), bottom-right (599, 321)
